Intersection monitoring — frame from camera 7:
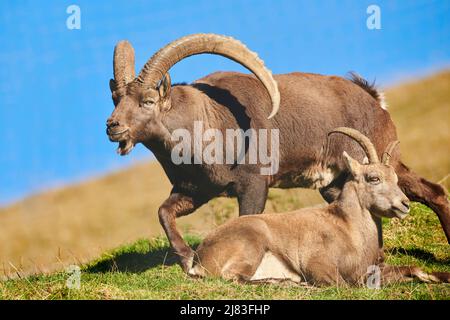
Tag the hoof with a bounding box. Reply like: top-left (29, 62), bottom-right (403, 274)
top-left (178, 249), bottom-right (194, 273)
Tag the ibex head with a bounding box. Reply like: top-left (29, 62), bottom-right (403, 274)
top-left (106, 34), bottom-right (280, 156)
top-left (329, 128), bottom-right (410, 219)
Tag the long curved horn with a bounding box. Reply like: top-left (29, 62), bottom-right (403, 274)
top-left (135, 33), bottom-right (280, 119)
top-left (113, 41), bottom-right (136, 91)
top-left (381, 140), bottom-right (400, 165)
top-left (328, 127), bottom-right (380, 164)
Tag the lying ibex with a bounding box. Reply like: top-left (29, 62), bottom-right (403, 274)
top-left (189, 128), bottom-right (450, 286)
top-left (107, 34), bottom-right (450, 271)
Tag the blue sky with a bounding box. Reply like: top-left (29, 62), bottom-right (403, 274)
top-left (0, 0), bottom-right (449, 204)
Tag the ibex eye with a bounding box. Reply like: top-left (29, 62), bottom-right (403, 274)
top-left (367, 176), bottom-right (380, 184)
top-left (142, 100), bottom-right (155, 108)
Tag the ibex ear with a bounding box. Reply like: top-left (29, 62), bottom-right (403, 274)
top-left (109, 79), bottom-right (117, 93)
top-left (343, 151), bottom-right (361, 176)
top-left (362, 156), bottom-right (369, 165)
top-left (157, 72), bottom-right (171, 100)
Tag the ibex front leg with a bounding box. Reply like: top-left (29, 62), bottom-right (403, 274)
top-left (158, 192), bottom-right (206, 272)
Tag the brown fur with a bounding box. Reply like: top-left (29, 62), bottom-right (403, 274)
top-left (108, 69), bottom-right (450, 270)
top-left (190, 149), bottom-right (449, 286)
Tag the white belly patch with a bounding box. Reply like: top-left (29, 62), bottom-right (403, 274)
top-left (250, 251), bottom-right (301, 283)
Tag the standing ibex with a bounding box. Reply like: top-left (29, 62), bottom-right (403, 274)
top-left (189, 128), bottom-right (450, 286)
top-left (107, 34), bottom-right (450, 271)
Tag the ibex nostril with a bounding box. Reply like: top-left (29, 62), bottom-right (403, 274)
top-left (107, 120), bottom-right (119, 128)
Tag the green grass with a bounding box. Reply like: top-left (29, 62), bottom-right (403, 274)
top-left (1, 203), bottom-right (449, 300)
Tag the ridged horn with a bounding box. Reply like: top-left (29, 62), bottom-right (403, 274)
top-left (381, 140), bottom-right (400, 165)
top-left (328, 127), bottom-right (379, 164)
top-left (135, 33), bottom-right (280, 119)
top-left (113, 41), bottom-right (136, 91)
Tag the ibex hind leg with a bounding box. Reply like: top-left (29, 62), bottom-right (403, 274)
top-left (192, 237), bottom-right (266, 281)
top-left (380, 265), bottom-right (450, 285)
top-left (395, 162), bottom-right (450, 243)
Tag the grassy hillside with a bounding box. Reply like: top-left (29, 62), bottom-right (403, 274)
top-left (1, 203), bottom-right (449, 299)
top-left (0, 71), bottom-right (449, 299)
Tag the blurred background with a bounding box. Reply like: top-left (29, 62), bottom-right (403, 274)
top-left (0, 0), bottom-right (449, 277)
